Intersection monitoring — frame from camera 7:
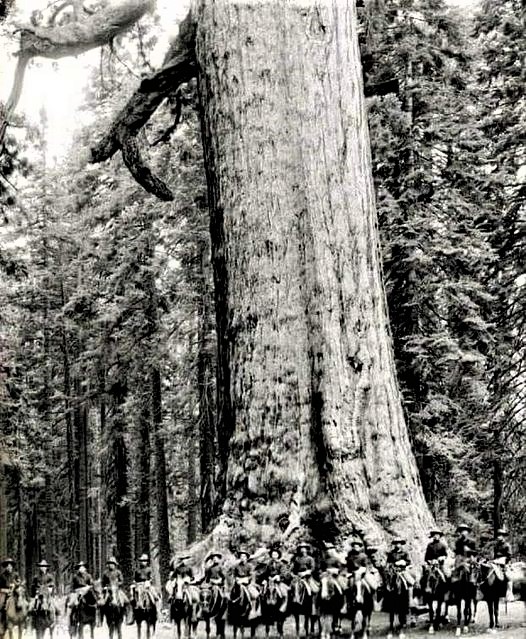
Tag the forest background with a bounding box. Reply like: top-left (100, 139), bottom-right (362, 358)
top-left (0, 0), bottom-right (524, 591)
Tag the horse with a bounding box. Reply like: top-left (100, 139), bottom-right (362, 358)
top-left (67, 585), bottom-right (98, 639)
top-left (166, 577), bottom-right (200, 639)
top-left (260, 578), bottom-right (289, 639)
top-left (4, 583), bottom-right (29, 639)
top-left (289, 576), bottom-right (320, 638)
top-left (384, 565), bottom-right (410, 639)
top-left (198, 583), bottom-right (227, 639)
top-left (228, 580), bottom-right (260, 639)
top-left (477, 560), bottom-right (507, 631)
top-left (422, 560), bottom-right (449, 634)
top-left (319, 572), bottom-right (346, 639)
top-left (450, 558), bottom-right (477, 636)
top-left (99, 586), bottom-right (127, 639)
top-left (347, 570), bottom-right (377, 639)
top-left (130, 582), bottom-right (158, 639)
top-left (31, 584), bottom-right (57, 639)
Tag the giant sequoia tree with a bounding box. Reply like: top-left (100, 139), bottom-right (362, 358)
top-left (1, 0), bottom-right (433, 558)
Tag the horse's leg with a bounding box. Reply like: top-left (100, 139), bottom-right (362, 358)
top-left (486, 598), bottom-right (494, 629)
top-left (494, 597), bottom-right (500, 628)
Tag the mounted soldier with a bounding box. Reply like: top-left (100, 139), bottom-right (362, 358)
top-left (101, 557), bottom-right (129, 606)
top-left (232, 549), bottom-right (261, 619)
top-left (421, 529), bottom-right (448, 593)
top-left (258, 546), bottom-right (289, 600)
top-left (169, 555), bottom-right (194, 582)
top-left (291, 542), bottom-right (320, 595)
top-left (0, 559), bottom-right (21, 627)
top-left (493, 528), bottom-right (514, 601)
top-left (203, 551), bottom-right (226, 592)
top-left (386, 538), bottom-right (415, 596)
top-left (320, 542), bottom-right (347, 597)
top-left (69, 560), bottom-right (95, 607)
top-left (346, 538), bottom-right (368, 587)
top-left (30, 560), bottom-right (55, 611)
top-left (454, 524), bottom-right (477, 565)
top-left (132, 554), bottom-right (159, 603)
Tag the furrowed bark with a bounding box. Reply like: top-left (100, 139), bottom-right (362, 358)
top-left (194, 0), bottom-right (433, 563)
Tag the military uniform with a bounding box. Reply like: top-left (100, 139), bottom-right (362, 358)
top-left (454, 536), bottom-right (477, 558)
top-left (0, 562), bottom-right (21, 625)
top-left (72, 570), bottom-right (94, 590)
top-left (101, 568), bottom-right (124, 588)
top-left (386, 540), bottom-right (415, 589)
top-left (204, 564), bottom-right (225, 584)
top-left (421, 532), bottom-right (448, 593)
top-left (134, 566), bottom-right (153, 582)
top-left (291, 547), bottom-right (319, 594)
top-left (169, 564), bottom-right (194, 581)
top-left (346, 549), bottom-right (368, 573)
top-left (494, 539), bottom-right (512, 562)
top-left (493, 531), bottom-right (513, 601)
top-left (31, 571), bottom-right (55, 597)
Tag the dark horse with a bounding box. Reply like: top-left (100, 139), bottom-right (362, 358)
top-left (130, 582), bottom-right (158, 639)
top-left (384, 565), bottom-right (410, 639)
top-left (99, 586), bottom-right (127, 639)
top-left (289, 576), bottom-right (320, 638)
top-left (228, 581), bottom-right (260, 639)
top-left (31, 584), bottom-right (56, 639)
top-left (422, 560), bottom-right (449, 634)
top-left (477, 560), bottom-right (507, 631)
top-left (260, 578), bottom-right (289, 639)
top-left (347, 571), bottom-right (377, 639)
top-left (319, 572), bottom-right (345, 638)
top-left (167, 578), bottom-right (200, 639)
top-left (450, 559), bottom-right (477, 636)
top-left (198, 583), bottom-right (227, 639)
top-left (68, 586), bottom-right (98, 639)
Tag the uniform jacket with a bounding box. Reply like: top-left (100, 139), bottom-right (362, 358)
top-left (101, 569), bottom-right (124, 588)
top-left (170, 565), bottom-right (194, 580)
top-left (31, 572), bottom-right (55, 597)
top-left (233, 562), bottom-right (253, 579)
top-left (454, 536), bottom-right (477, 557)
top-left (72, 571), bottom-right (93, 590)
top-left (0, 571), bottom-right (21, 590)
top-left (386, 549), bottom-right (411, 565)
top-left (292, 555), bottom-right (316, 575)
top-left (134, 566), bottom-right (152, 582)
top-left (425, 540), bottom-right (448, 562)
top-left (204, 565), bottom-right (225, 583)
top-left (346, 551), bottom-right (368, 572)
top-left (493, 540), bottom-right (511, 561)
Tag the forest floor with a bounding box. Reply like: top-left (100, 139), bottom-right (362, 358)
top-left (40, 601), bottom-right (525, 639)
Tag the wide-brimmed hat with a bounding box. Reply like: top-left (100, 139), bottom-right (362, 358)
top-left (76, 561), bottom-right (86, 568)
top-left (392, 537), bottom-right (406, 545)
top-left (237, 549), bottom-right (250, 558)
top-left (269, 547), bottom-right (282, 558)
top-left (350, 538), bottom-right (364, 547)
top-left (2, 558), bottom-right (15, 566)
top-left (296, 542), bottom-right (310, 550)
top-left (138, 554), bottom-right (149, 562)
top-left (429, 529), bottom-right (443, 537)
top-left (106, 557), bottom-right (118, 565)
top-left (456, 524), bottom-right (471, 532)
top-left (37, 560), bottom-right (50, 568)
top-left (205, 551), bottom-right (223, 562)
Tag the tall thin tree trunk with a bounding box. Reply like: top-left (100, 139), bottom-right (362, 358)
top-left (197, 242), bottom-right (217, 530)
top-left (76, 379), bottom-right (89, 563)
top-left (152, 367), bottom-right (171, 588)
top-left (136, 391), bottom-right (151, 557)
top-left (195, 0), bottom-right (432, 555)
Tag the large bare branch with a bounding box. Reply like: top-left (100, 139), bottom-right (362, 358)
top-left (90, 11), bottom-right (197, 200)
top-left (0, 0), bottom-right (154, 154)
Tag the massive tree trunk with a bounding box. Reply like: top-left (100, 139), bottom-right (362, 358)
top-left (195, 0), bottom-right (432, 559)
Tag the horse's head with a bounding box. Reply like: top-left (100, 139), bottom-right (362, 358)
top-left (173, 577), bottom-right (185, 601)
top-left (320, 573), bottom-right (333, 601)
top-left (263, 580), bottom-right (279, 606)
top-left (199, 585), bottom-right (213, 614)
top-left (290, 577), bottom-right (304, 604)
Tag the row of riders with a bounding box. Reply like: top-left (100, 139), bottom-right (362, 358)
top-left (0, 525), bottom-right (519, 639)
